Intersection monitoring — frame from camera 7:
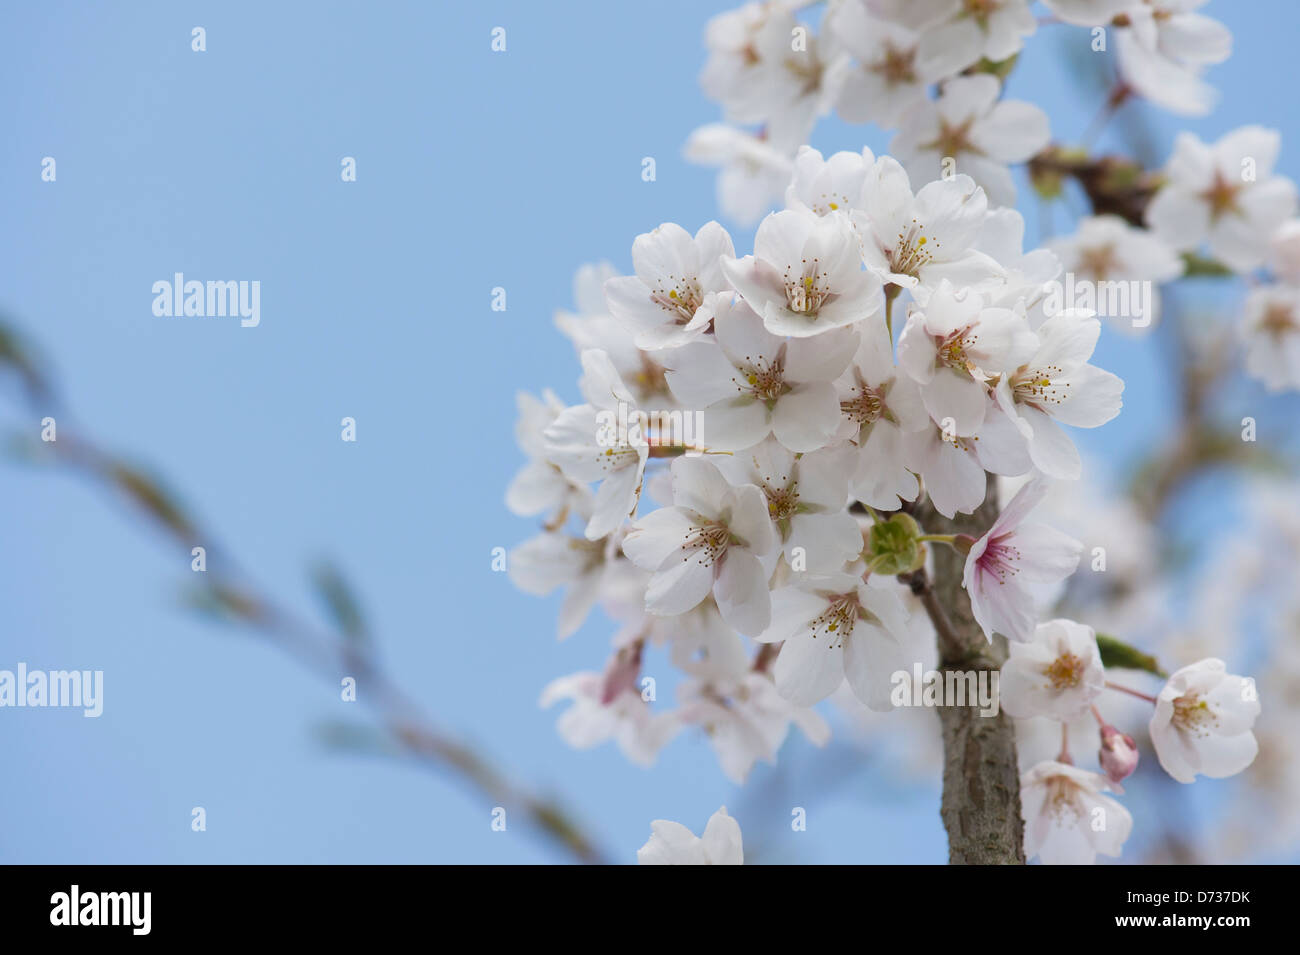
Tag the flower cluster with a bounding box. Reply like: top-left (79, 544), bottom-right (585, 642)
top-left (507, 0), bottom-right (1282, 864)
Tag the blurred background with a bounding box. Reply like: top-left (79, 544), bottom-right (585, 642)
top-left (2, 0), bottom-right (1297, 863)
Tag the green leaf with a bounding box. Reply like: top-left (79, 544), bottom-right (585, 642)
top-left (1095, 632), bottom-right (1166, 677)
top-left (310, 560), bottom-right (369, 644)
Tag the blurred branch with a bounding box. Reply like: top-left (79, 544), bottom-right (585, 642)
top-left (0, 320), bottom-right (610, 865)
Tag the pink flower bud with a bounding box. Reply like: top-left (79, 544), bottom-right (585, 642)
top-left (600, 643), bottom-right (643, 705)
top-left (1099, 725), bottom-right (1139, 786)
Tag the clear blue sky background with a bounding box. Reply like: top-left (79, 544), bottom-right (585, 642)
top-left (2, 0), bottom-right (1297, 864)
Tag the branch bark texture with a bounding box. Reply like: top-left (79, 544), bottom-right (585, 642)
top-left (912, 477), bottom-right (1025, 865)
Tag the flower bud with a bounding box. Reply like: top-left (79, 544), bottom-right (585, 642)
top-left (1099, 724), bottom-right (1140, 786)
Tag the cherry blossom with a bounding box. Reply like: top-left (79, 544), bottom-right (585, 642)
top-left (637, 806), bottom-right (744, 865)
top-left (890, 74), bottom-right (1050, 208)
top-left (684, 123), bottom-right (794, 227)
top-left (1239, 284), bottom-right (1300, 393)
top-left (834, 318), bottom-right (930, 510)
top-left (1115, 0), bottom-right (1232, 117)
top-left (675, 670), bottom-right (830, 783)
top-left (1044, 215), bottom-right (1185, 332)
top-left (660, 296), bottom-right (855, 451)
top-left (962, 478), bottom-right (1083, 643)
top-left (852, 161), bottom-right (998, 295)
top-left (869, 0), bottom-right (1038, 80)
top-left (992, 310), bottom-right (1125, 480)
top-left (897, 280), bottom-right (1038, 435)
top-left (623, 456), bottom-right (778, 635)
top-left (714, 438), bottom-right (863, 572)
top-left (604, 222), bottom-right (736, 350)
top-left (1000, 618), bottom-right (1106, 719)
top-left (1146, 126), bottom-right (1298, 273)
top-left (543, 350), bottom-right (650, 541)
top-left (722, 205), bottom-right (883, 337)
top-left (824, 2), bottom-right (931, 128)
top-left (541, 670), bottom-right (675, 768)
top-left (757, 572), bottom-right (911, 708)
top-left (1150, 659), bottom-right (1261, 784)
top-left (1021, 761), bottom-right (1133, 865)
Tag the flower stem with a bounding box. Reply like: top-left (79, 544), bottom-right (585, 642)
top-left (1105, 681), bottom-right (1158, 704)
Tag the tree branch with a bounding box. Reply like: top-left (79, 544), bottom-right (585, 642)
top-left (910, 478), bottom-right (1026, 865)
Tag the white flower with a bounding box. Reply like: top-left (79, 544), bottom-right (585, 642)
top-left (962, 478), bottom-right (1083, 643)
top-left (1044, 215), bottom-right (1185, 331)
top-left (903, 399), bottom-right (1032, 518)
top-left (543, 350), bottom-right (649, 541)
top-left (757, 572), bottom-right (911, 708)
top-left (870, 0), bottom-right (1037, 80)
top-left (623, 456), bottom-right (778, 635)
top-left (835, 318), bottom-right (930, 510)
top-left (676, 671), bottom-right (830, 782)
top-left (1115, 0), bottom-right (1232, 117)
top-left (1150, 658), bottom-right (1261, 784)
top-left (890, 74), bottom-right (1050, 207)
top-left (661, 296), bottom-right (855, 451)
top-left (784, 145), bottom-right (874, 218)
top-left (555, 263), bottom-right (675, 408)
top-left (992, 310), bottom-right (1124, 480)
top-left (700, 1), bottom-right (829, 148)
top-left (824, 2), bottom-right (931, 127)
top-left (637, 806), bottom-right (743, 865)
top-left (604, 222), bottom-right (736, 350)
top-left (715, 438), bottom-right (863, 572)
top-left (897, 280), bottom-right (1039, 436)
top-left (509, 531), bottom-right (611, 640)
top-left (684, 123), bottom-right (794, 227)
top-left (1040, 0), bottom-right (1137, 27)
top-left (1021, 760), bottom-right (1133, 865)
top-left (852, 161), bottom-right (999, 294)
top-left (1000, 618), bottom-right (1106, 719)
top-left (505, 389), bottom-right (580, 520)
top-left (1239, 284), bottom-right (1300, 393)
top-left (723, 205), bottom-right (883, 337)
top-left (1145, 126), bottom-right (1298, 273)
top-left (541, 670), bottom-right (675, 767)
top-left (1269, 218), bottom-right (1300, 282)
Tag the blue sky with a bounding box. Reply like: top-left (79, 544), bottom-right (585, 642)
top-left (2, 0), bottom-right (1298, 864)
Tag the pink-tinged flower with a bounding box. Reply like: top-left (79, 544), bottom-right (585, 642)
top-left (540, 670), bottom-right (677, 768)
top-left (604, 221), bottom-right (735, 350)
top-left (722, 205), bottom-right (883, 338)
top-left (637, 806), bottom-right (743, 865)
top-left (1021, 760), bottom-right (1133, 865)
top-left (962, 478), bottom-right (1083, 643)
top-left (1099, 725), bottom-right (1140, 787)
top-left (623, 457), bottom-right (778, 635)
top-left (675, 671), bottom-right (830, 783)
top-left (1149, 658), bottom-right (1261, 784)
top-left (1000, 618), bottom-right (1105, 719)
